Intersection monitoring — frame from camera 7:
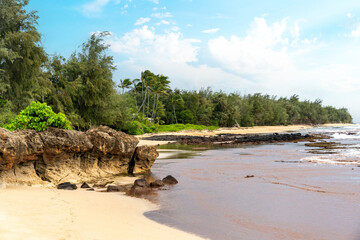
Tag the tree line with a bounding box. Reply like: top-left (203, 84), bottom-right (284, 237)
top-left (0, 0), bottom-right (352, 133)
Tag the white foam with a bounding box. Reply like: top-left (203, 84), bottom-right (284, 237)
top-left (331, 133), bottom-right (360, 139)
top-left (302, 155), bottom-right (360, 165)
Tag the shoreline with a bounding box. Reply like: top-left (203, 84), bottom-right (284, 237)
top-left (137, 123), bottom-right (354, 146)
top-left (0, 123), bottom-right (354, 240)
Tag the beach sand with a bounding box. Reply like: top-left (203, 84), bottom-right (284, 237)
top-left (0, 186), bottom-right (206, 240)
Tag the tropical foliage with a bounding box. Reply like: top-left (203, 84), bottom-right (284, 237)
top-left (4, 102), bottom-right (72, 131)
top-left (0, 0), bottom-right (353, 135)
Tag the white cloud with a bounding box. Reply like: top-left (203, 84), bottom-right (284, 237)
top-left (81, 0), bottom-right (111, 17)
top-left (347, 13), bottom-right (354, 18)
top-left (135, 17), bottom-right (151, 25)
top-left (202, 28), bottom-right (219, 34)
top-left (151, 12), bottom-right (172, 18)
top-left (156, 20), bottom-right (170, 26)
top-left (346, 25), bottom-right (360, 38)
top-left (187, 24), bottom-right (192, 27)
top-left (107, 25), bottom-right (200, 63)
top-left (208, 17), bottom-right (290, 75)
top-left (171, 26), bottom-right (180, 31)
top-left (151, 0), bottom-right (159, 4)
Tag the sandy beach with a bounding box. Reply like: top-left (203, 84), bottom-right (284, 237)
top-left (0, 186), bottom-right (206, 240)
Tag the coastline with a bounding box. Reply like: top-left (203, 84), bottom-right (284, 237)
top-left (137, 123), bottom-right (353, 146)
top-left (0, 186), bottom-right (206, 240)
top-left (0, 123), bottom-right (353, 240)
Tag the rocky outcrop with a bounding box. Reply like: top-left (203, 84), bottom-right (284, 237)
top-left (142, 132), bottom-right (313, 145)
top-left (0, 126), bottom-right (157, 185)
top-left (128, 145), bottom-right (159, 175)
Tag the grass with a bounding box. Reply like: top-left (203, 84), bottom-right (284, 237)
top-left (157, 123), bottom-right (218, 132)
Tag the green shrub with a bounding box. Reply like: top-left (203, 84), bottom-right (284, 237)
top-left (4, 102), bottom-right (72, 131)
top-left (124, 120), bottom-right (158, 135)
top-left (126, 121), bottom-right (144, 135)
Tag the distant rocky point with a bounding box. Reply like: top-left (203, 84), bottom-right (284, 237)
top-left (0, 126), bottom-right (158, 186)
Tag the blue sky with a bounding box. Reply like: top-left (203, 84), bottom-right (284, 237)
top-left (28, 0), bottom-right (360, 121)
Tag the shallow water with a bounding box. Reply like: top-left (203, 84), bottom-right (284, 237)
top-left (146, 126), bottom-right (360, 240)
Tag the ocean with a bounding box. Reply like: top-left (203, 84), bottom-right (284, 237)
top-left (146, 125), bottom-right (360, 240)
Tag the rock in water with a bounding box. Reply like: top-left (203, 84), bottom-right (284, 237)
top-left (150, 179), bottom-right (164, 187)
top-left (162, 175), bottom-right (178, 185)
top-left (134, 178), bottom-right (149, 188)
top-left (57, 182), bottom-right (77, 190)
top-left (81, 182), bottom-right (91, 188)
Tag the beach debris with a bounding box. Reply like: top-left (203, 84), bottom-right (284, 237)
top-left (245, 175), bottom-right (255, 178)
top-left (80, 182), bottom-right (91, 188)
top-left (57, 182), bottom-right (77, 190)
top-left (150, 179), bottom-right (164, 188)
top-left (162, 175), bottom-right (178, 185)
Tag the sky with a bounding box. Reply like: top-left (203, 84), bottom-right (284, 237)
top-left (27, 0), bottom-right (360, 122)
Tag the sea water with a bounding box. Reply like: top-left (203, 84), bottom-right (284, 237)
top-left (146, 126), bottom-right (360, 240)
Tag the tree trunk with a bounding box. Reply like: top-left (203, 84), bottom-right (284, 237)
top-left (133, 87), bottom-right (147, 121)
top-left (173, 104), bottom-right (178, 124)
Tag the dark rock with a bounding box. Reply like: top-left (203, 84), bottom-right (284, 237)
top-left (93, 183), bottom-right (107, 188)
top-left (162, 175), bottom-right (178, 185)
top-left (107, 185), bottom-right (122, 192)
top-left (87, 188), bottom-right (95, 191)
top-left (57, 182), bottom-right (77, 190)
top-left (141, 132), bottom-right (313, 145)
top-left (245, 175), bottom-right (255, 178)
top-left (129, 185), bottom-right (152, 196)
top-left (81, 182), bottom-right (91, 188)
top-left (134, 178), bottom-right (149, 188)
top-left (150, 179), bottom-right (164, 187)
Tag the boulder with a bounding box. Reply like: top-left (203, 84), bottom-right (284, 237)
top-left (81, 182), bottom-right (91, 188)
top-left (57, 182), bottom-right (77, 190)
top-left (162, 175), bottom-right (178, 185)
top-left (128, 145), bottom-right (159, 174)
top-left (134, 178), bottom-right (149, 188)
top-left (150, 179), bottom-right (164, 187)
top-left (106, 185), bottom-right (131, 192)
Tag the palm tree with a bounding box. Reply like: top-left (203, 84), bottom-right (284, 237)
top-left (151, 74), bottom-right (170, 121)
top-left (170, 93), bottom-right (184, 124)
top-left (119, 78), bottom-right (132, 94)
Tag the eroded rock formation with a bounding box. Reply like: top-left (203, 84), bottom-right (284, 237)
top-left (0, 126), bottom-right (158, 185)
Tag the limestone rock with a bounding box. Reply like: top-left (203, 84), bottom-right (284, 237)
top-left (0, 126), bottom-right (158, 186)
top-left (128, 145), bottom-right (159, 174)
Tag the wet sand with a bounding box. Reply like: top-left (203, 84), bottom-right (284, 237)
top-left (148, 142), bottom-right (360, 240)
